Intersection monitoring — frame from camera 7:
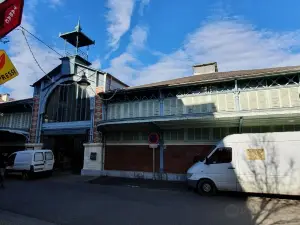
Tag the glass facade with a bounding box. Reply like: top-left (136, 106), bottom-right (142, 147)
top-left (45, 83), bottom-right (90, 122)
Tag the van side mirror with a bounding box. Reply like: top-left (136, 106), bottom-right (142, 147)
top-left (204, 157), bottom-right (210, 165)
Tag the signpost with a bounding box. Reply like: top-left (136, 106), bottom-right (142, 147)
top-left (0, 49), bottom-right (18, 84)
top-left (0, 0), bottom-right (24, 38)
top-left (148, 132), bottom-right (159, 180)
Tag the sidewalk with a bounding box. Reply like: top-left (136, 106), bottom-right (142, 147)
top-left (89, 176), bottom-right (188, 191)
top-left (0, 210), bottom-right (57, 225)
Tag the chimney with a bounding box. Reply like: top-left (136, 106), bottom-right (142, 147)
top-left (0, 93), bottom-right (10, 102)
top-left (193, 62), bottom-right (218, 75)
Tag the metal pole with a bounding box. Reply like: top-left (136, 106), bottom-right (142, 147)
top-left (153, 147), bottom-right (155, 180)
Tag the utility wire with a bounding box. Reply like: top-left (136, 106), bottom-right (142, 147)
top-left (22, 29), bottom-right (47, 75)
top-left (20, 26), bottom-right (63, 57)
top-left (19, 26), bottom-right (122, 91)
top-left (18, 27), bottom-right (121, 100)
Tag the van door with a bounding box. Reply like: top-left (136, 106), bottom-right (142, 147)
top-left (14, 153), bottom-right (31, 171)
top-left (44, 151), bottom-right (54, 171)
top-left (33, 152), bottom-right (45, 172)
top-left (206, 147), bottom-right (237, 191)
top-left (5, 153), bottom-right (17, 173)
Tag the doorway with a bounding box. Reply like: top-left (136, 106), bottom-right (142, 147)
top-left (43, 134), bottom-right (87, 174)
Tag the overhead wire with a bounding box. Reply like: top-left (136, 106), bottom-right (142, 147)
top-left (19, 26), bottom-right (121, 90)
top-left (17, 26), bottom-right (123, 100)
top-left (18, 27), bottom-right (116, 86)
top-left (21, 29), bottom-right (47, 75)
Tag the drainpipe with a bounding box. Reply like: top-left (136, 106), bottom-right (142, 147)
top-left (159, 132), bottom-right (164, 173)
top-left (239, 117), bottom-right (243, 133)
top-left (234, 79), bottom-right (240, 111)
top-left (101, 131), bottom-right (106, 170)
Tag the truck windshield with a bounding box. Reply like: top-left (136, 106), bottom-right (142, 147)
top-left (193, 146), bottom-right (216, 163)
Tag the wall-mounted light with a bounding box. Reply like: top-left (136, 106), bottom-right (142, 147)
top-left (77, 73), bottom-right (90, 88)
top-left (44, 114), bottom-right (49, 123)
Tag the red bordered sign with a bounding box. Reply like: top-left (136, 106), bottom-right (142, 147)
top-left (0, 0), bottom-right (24, 38)
top-left (148, 132), bottom-right (159, 144)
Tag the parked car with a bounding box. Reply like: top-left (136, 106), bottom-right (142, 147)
top-left (187, 132), bottom-right (300, 196)
top-left (5, 149), bottom-right (55, 179)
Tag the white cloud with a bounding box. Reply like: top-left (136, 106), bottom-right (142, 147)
top-left (106, 0), bottom-right (135, 52)
top-left (128, 25), bottom-right (148, 51)
top-left (48, 0), bottom-right (64, 8)
top-left (4, 14), bottom-right (60, 99)
top-left (106, 25), bottom-right (148, 83)
top-left (91, 58), bottom-right (102, 69)
top-left (107, 18), bottom-right (300, 87)
top-left (139, 0), bottom-right (150, 16)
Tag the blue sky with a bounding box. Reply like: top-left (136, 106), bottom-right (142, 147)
top-left (2, 0), bottom-right (300, 99)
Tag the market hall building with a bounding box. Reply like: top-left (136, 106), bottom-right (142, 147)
top-left (1, 23), bottom-right (127, 173)
top-left (97, 63), bottom-right (300, 180)
top-left (1, 23), bottom-right (300, 178)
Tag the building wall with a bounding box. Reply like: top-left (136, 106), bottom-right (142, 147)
top-left (93, 88), bottom-right (103, 143)
top-left (103, 124), bottom-right (300, 173)
top-left (104, 144), bottom-right (214, 174)
top-left (105, 85), bottom-right (300, 120)
top-left (164, 145), bottom-right (213, 173)
top-left (0, 112), bottom-right (31, 129)
top-left (29, 96), bottom-right (39, 143)
top-left (105, 145), bottom-right (160, 172)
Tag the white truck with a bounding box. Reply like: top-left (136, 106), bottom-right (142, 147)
top-left (187, 132), bottom-right (300, 196)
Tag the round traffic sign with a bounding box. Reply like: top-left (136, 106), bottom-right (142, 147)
top-left (148, 132), bottom-right (159, 144)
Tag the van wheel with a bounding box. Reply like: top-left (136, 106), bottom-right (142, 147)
top-left (22, 171), bottom-right (30, 180)
top-left (197, 179), bottom-right (216, 196)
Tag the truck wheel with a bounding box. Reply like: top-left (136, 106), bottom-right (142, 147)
top-left (22, 171), bottom-right (30, 180)
top-left (197, 179), bottom-right (216, 196)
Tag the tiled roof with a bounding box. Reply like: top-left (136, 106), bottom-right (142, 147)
top-left (125, 65), bottom-right (300, 91)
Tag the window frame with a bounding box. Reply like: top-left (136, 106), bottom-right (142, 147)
top-left (45, 152), bottom-right (53, 160)
top-left (34, 152), bottom-right (44, 162)
top-left (208, 147), bottom-right (232, 164)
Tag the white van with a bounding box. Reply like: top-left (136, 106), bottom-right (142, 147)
top-left (5, 149), bottom-right (55, 179)
top-left (187, 132), bottom-right (300, 196)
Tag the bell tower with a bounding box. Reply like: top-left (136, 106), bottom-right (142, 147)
top-left (59, 19), bottom-right (95, 61)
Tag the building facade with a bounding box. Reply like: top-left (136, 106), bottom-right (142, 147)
top-left (96, 63), bottom-right (300, 180)
top-left (0, 22), bottom-right (127, 174)
top-left (1, 24), bottom-right (300, 179)
top-left (0, 97), bottom-right (33, 153)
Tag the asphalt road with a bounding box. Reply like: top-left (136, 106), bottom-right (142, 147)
top-left (0, 175), bottom-right (300, 225)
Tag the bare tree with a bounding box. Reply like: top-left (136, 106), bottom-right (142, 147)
top-left (241, 134), bottom-right (300, 225)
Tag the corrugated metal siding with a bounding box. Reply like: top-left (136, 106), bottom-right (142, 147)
top-left (239, 86), bottom-right (300, 110)
top-left (106, 86), bottom-right (300, 120)
top-left (0, 112), bottom-right (31, 129)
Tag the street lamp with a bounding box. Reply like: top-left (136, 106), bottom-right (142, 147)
top-left (77, 72), bottom-right (90, 88)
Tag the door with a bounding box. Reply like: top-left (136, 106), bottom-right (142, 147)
top-left (5, 153), bottom-right (16, 172)
top-left (13, 153), bottom-right (31, 171)
top-left (33, 152), bottom-right (45, 172)
top-left (44, 151), bottom-right (54, 171)
top-left (206, 147), bottom-right (237, 191)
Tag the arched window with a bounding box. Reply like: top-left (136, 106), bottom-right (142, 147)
top-left (45, 83), bottom-right (90, 122)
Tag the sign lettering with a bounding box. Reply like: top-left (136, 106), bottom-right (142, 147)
top-left (0, 49), bottom-right (19, 84)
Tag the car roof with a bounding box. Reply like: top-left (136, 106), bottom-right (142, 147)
top-left (15, 149), bottom-right (52, 154)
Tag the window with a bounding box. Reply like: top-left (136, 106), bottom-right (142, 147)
top-left (208, 147), bottom-right (232, 164)
top-left (164, 129), bottom-right (184, 141)
top-left (34, 152), bottom-right (44, 162)
top-left (45, 152), bottom-right (53, 160)
top-left (106, 132), bottom-right (121, 141)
